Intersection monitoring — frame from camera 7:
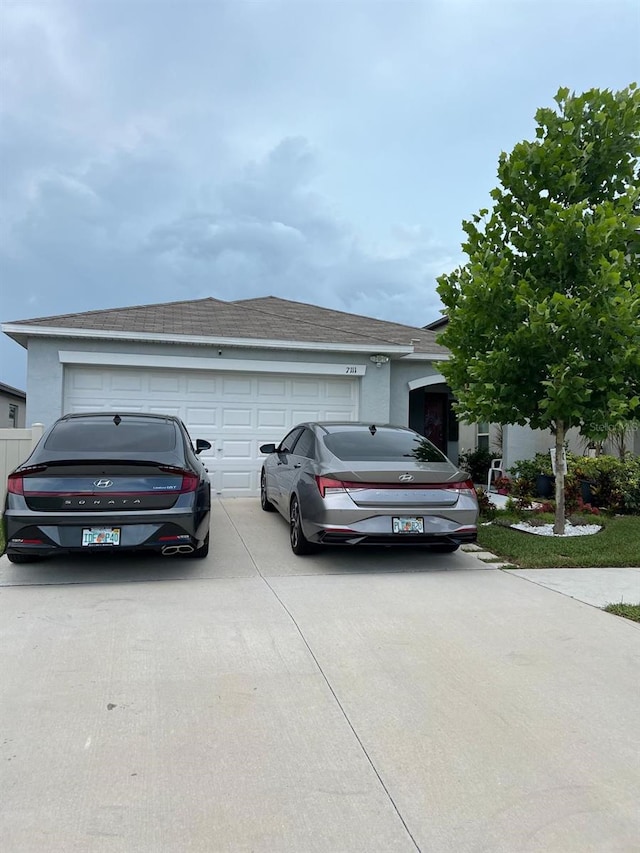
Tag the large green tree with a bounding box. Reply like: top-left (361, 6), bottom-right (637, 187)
top-left (437, 84), bottom-right (640, 533)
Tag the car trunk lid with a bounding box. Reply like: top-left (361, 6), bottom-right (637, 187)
top-left (316, 464), bottom-right (474, 508)
top-left (9, 462), bottom-right (196, 512)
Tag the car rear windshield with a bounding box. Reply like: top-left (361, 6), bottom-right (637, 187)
top-left (44, 418), bottom-right (178, 453)
top-left (322, 429), bottom-right (448, 462)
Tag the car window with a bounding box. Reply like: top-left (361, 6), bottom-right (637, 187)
top-left (278, 428), bottom-right (303, 454)
top-left (322, 428), bottom-right (448, 462)
top-left (292, 428), bottom-right (315, 459)
top-left (44, 417), bottom-right (178, 452)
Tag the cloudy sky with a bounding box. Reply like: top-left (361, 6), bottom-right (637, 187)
top-left (1, 0), bottom-right (638, 388)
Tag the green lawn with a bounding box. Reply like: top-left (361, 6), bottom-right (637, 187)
top-left (603, 603), bottom-right (640, 622)
top-left (477, 515), bottom-right (640, 568)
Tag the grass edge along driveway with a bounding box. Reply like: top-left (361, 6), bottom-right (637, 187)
top-left (477, 515), bottom-right (640, 569)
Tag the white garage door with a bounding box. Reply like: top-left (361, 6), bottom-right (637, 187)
top-left (63, 366), bottom-right (359, 495)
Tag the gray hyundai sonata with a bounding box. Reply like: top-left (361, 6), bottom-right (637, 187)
top-left (260, 422), bottom-right (478, 555)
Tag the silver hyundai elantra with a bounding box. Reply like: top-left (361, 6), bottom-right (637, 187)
top-left (260, 422), bottom-right (478, 555)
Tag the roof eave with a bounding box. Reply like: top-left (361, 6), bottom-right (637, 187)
top-left (0, 323), bottom-right (415, 356)
top-left (399, 351), bottom-right (450, 361)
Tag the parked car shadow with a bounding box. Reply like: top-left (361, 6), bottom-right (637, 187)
top-left (0, 550), bottom-right (219, 587)
top-left (266, 545), bottom-right (487, 577)
top-left (240, 511), bottom-right (487, 577)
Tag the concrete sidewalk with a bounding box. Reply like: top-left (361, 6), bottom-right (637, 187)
top-left (508, 567), bottom-right (640, 609)
top-left (482, 491), bottom-right (640, 608)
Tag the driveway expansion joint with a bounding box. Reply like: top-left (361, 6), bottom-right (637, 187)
top-left (219, 499), bottom-right (423, 852)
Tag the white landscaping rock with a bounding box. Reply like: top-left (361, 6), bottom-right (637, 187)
top-left (510, 521), bottom-right (602, 537)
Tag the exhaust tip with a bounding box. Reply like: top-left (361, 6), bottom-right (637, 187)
top-left (161, 544), bottom-right (194, 556)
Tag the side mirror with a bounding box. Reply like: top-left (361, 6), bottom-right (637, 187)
top-left (195, 439), bottom-right (212, 455)
top-left (260, 443), bottom-right (277, 454)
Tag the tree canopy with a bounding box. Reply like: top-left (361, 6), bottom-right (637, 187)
top-left (437, 84), bottom-right (640, 531)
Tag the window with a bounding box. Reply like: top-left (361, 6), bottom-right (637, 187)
top-left (278, 428), bottom-right (303, 455)
top-left (323, 427), bottom-right (447, 463)
top-left (477, 422), bottom-right (490, 451)
top-left (8, 404), bottom-right (18, 428)
top-left (45, 416), bottom-right (177, 452)
top-left (292, 429), bottom-right (315, 459)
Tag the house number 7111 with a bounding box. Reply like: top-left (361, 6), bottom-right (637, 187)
top-left (345, 366), bottom-right (357, 374)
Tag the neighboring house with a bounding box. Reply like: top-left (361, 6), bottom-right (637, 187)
top-left (0, 382), bottom-right (26, 428)
top-left (424, 315), bottom-right (640, 469)
top-left (2, 297), bottom-right (459, 497)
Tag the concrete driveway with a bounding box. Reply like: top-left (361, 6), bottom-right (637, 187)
top-left (1, 499), bottom-right (639, 852)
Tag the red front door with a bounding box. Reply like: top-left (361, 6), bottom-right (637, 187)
top-left (424, 394), bottom-right (447, 453)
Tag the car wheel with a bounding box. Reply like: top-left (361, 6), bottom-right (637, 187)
top-left (289, 495), bottom-right (314, 555)
top-left (431, 543), bottom-right (459, 553)
top-left (260, 470), bottom-right (275, 512)
top-left (7, 552), bottom-right (44, 564)
top-left (188, 533), bottom-right (210, 559)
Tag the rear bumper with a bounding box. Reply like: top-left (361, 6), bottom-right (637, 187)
top-left (3, 507), bottom-right (210, 557)
top-left (300, 498), bottom-right (478, 546)
top-left (316, 528), bottom-right (478, 546)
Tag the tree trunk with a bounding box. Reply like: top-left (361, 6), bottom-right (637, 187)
top-left (553, 420), bottom-right (566, 535)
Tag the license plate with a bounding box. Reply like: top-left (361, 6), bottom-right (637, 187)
top-left (82, 527), bottom-right (121, 546)
top-left (392, 517), bottom-right (424, 534)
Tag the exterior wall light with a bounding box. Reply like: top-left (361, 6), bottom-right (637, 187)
top-left (369, 354), bottom-right (390, 368)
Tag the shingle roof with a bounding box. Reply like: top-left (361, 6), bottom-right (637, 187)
top-left (234, 297), bottom-right (447, 354)
top-left (4, 295), bottom-right (449, 355)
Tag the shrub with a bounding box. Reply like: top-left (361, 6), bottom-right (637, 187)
top-left (475, 486), bottom-right (498, 519)
top-left (509, 451), bottom-right (640, 514)
top-left (509, 453), bottom-right (554, 494)
top-left (458, 447), bottom-right (494, 483)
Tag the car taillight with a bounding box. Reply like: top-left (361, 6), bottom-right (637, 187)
top-left (7, 466), bottom-right (47, 496)
top-left (458, 479), bottom-right (477, 498)
top-left (315, 476), bottom-right (346, 498)
top-left (180, 473), bottom-right (199, 493)
top-left (7, 473), bottom-right (24, 495)
top-left (159, 467), bottom-right (199, 493)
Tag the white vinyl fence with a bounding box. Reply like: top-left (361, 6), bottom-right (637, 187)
top-left (0, 424), bottom-right (44, 508)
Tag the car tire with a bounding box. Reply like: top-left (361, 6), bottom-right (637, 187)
top-left (188, 532), bottom-right (210, 559)
top-left (289, 495), bottom-right (314, 555)
top-left (260, 470), bottom-right (275, 512)
top-left (6, 552), bottom-right (43, 564)
top-left (431, 543), bottom-right (460, 553)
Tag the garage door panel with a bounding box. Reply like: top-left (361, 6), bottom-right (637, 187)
top-left (291, 380), bottom-right (322, 398)
top-left (290, 409), bottom-right (321, 423)
top-left (69, 371), bottom-right (105, 391)
top-left (257, 379), bottom-right (287, 396)
top-left (220, 470), bottom-right (253, 494)
top-left (222, 378), bottom-right (252, 395)
top-left (148, 405), bottom-right (182, 418)
top-left (149, 375), bottom-right (181, 393)
top-left (221, 440), bottom-right (253, 459)
top-left (325, 409), bottom-right (358, 420)
top-left (186, 377), bottom-right (217, 394)
top-left (222, 409), bottom-right (253, 428)
top-left (326, 379), bottom-right (356, 399)
top-left (111, 374), bottom-right (144, 392)
top-left (66, 403), bottom-right (106, 414)
top-left (257, 409), bottom-right (287, 429)
top-left (185, 407), bottom-right (218, 426)
top-left (63, 366), bottom-right (359, 496)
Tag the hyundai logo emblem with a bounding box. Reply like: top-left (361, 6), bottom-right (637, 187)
top-left (94, 479), bottom-right (113, 488)
top-left (399, 473), bottom-right (414, 482)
